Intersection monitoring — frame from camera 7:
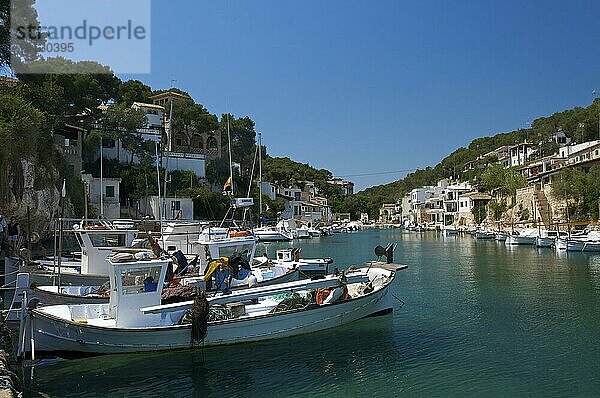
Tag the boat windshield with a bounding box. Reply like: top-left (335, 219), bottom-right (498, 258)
top-left (218, 243), bottom-right (254, 261)
top-left (120, 266), bottom-right (162, 295)
top-left (90, 234), bottom-right (126, 247)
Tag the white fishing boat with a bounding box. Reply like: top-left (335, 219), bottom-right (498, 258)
top-left (254, 227), bottom-right (293, 242)
top-left (307, 228), bottom-right (322, 238)
top-left (296, 226), bottom-right (311, 239)
top-left (495, 232), bottom-right (509, 242)
top-left (254, 248), bottom-right (333, 276)
top-left (505, 229), bottom-right (538, 245)
top-left (18, 252), bottom-right (404, 357)
top-left (535, 230), bottom-right (568, 248)
top-left (565, 231), bottom-right (600, 252)
top-left (475, 230), bottom-right (495, 240)
top-left (442, 226), bottom-right (458, 236)
top-left (4, 222), bottom-right (139, 289)
top-left (6, 229), bottom-right (298, 317)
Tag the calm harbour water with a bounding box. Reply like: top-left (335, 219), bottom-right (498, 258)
top-left (27, 229), bottom-right (600, 397)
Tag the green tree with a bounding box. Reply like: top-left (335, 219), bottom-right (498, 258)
top-left (117, 80), bottom-right (152, 106)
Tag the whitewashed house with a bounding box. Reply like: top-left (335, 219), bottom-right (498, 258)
top-left (82, 173), bottom-right (121, 219)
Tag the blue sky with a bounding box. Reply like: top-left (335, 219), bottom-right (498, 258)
top-left (117, 1), bottom-right (600, 190)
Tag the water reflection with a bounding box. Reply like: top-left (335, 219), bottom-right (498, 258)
top-left (28, 229), bottom-right (600, 397)
top-left (30, 317), bottom-right (395, 397)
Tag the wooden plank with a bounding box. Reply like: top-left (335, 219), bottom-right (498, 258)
top-left (364, 261), bottom-right (408, 271)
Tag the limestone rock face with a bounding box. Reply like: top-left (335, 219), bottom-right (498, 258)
top-left (1, 160), bottom-right (74, 239)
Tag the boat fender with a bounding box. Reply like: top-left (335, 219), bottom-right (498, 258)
top-left (316, 288), bottom-right (331, 305)
top-left (248, 275), bottom-right (258, 287)
top-left (323, 286), bottom-right (347, 304)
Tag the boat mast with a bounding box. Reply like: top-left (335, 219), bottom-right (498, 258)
top-left (100, 139), bottom-right (104, 218)
top-left (227, 113), bottom-right (234, 195)
top-left (259, 132), bottom-right (262, 228)
top-left (155, 141), bottom-right (163, 244)
top-left (163, 90), bottom-right (174, 221)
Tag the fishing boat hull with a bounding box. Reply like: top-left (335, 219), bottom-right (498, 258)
top-left (443, 228), bottom-right (458, 236)
top-left (555, 238), bottom-right (568, 251)
top-left (505, 236), bottom-right (536, 245)
top-left (254, 231), bottom-right (293, 242)
top-left (535, 237), bottom-right (554, 248)
top-left (566, 240), bottom-right (600, 252)
top-left (25, 269), bottom-right (395, 355)
top-left (475, 232), bottom-right (495, 240)
top-left (495, 233), bottom-right (508, 242)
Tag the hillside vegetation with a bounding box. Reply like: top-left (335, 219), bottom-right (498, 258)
top-left (354, 99), bottom-right (600, 217)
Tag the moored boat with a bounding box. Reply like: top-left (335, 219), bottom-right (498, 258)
top-left (18, 252), bottom-right (404, 357)
top-left (475, 230), bottom-right (495, 240)
top-left (505, 229), bottom-right (538, 245)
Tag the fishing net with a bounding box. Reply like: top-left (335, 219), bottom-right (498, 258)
top-left (269, 292), bottom-right (316, 313)
top-left (178, 291), bottom-right (209, 345)
top-left (161, 284), bottom-right (198, 304)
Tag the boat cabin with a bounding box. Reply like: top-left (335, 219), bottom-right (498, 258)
top-left (108, 253), bottom-right (170, 328)
top-left (277, 248), bottom-right (301, 263)
top-left (74, 226), bottom-right (138, 275)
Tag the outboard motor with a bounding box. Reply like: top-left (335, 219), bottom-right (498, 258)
top-left (384, 243), bottom-right (396, 264)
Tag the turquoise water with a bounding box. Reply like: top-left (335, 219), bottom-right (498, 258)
top-left (26, 229), bottom-right (600, 397)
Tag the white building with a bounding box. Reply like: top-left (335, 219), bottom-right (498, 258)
top-left (82, 173), bottom-right (121, 219)
top-left (457, 192), bottom-right (492, 225)
top-left (327, 178), bottom-right (354, 195)
top-left (443, 182), bottom-right (472, 224)
top-left (260, 182), bottom-right (277, 200)
top-left (144, 196), bottom-right (194, 220)
top-left (559, 140), bottom-right (600, 159)
top-left (279, 187), bottom-right (302, 201)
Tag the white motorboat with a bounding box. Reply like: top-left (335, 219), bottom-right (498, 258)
top-left (535, 230), bottom-right (568, 248)
top-left (505, 229), bottom-right (538, 245)
top-left (18, 253), bottom-right (404, 357)
top-left (565, 231), bottom-right (600, 252)
top-left (296, 226), bottom-right (311, 239)
top-left (308, 228), bottom-right (322, 238)
top-left (254, 248), bottom-right (333, 276)
top-left (254, 227), bottom-right (293, 242)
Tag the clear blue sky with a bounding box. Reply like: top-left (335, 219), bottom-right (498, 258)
top-left (120, 0), bottom-right (600, 191)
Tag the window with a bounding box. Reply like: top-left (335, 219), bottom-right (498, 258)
top-left (120, 266), bottom-right (162, 295)
top-left (90, 233), bottom-right (126, 247)
top-left (172, 200), bottom-right (181, 210)
top-left (105, 185), bottom-right (115, 198)
top-left (101, 138), bottom-right (115, 148)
